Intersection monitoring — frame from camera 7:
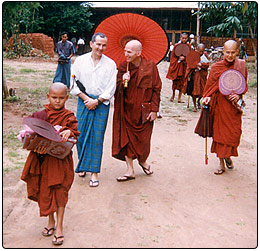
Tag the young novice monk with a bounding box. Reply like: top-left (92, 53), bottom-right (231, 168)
top-left (21, 82), bottom-right (80, 245)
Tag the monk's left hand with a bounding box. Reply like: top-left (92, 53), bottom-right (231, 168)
top-left (147, 112), bottom-right (157, 122)
top-left (228, 94), bottom-right (240, 103)
top-left (59, 129), bottom-right (71, 142)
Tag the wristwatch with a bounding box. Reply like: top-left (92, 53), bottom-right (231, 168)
top-left (97, 98), bottom-right (102, 105)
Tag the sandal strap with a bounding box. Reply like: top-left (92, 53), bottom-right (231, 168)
top-left (54, 235), bottom-right (64, 240)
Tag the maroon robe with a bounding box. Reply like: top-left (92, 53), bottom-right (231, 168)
top-left (21, 104), bottom-right (80, 216)
top-left (112, 58), bottom-right (161, 162)
top-left (202, 59), bottom-right (248, 158)
top-left (166, 42), bottom-right (192, 91)
top-left (182, 52), bottom-right (209, 97)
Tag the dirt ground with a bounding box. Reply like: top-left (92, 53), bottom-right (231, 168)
top-left (2, 57), bottom-right (257, 248)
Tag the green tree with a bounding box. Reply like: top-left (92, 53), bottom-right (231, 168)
top-left (199, 2), bottom-right (257, 64)
top-left (3, 2), bottom-right (41, 58)
top-left (3, 2), bottom-right (41, 38)
top-left (35, 2), bottom-right (93, 42)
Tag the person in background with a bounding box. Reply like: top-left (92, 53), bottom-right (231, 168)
top-left (53, 32), bottom-right (74, 88)
top-left (166, 33), bottom-right (191, 103)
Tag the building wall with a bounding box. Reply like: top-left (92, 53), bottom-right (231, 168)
top-left (200, 36), bottom-right (257, 56)
top-left (9, 33), bottom-right (55, 57)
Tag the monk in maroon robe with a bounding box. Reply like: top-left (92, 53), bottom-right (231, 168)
top-left (201, 40), bottom-right (248, 175)
top-left (112, 40), bottom-right (161, 181)
top-left (183, 44), bottom-right (209, 111)
top-left (166, 33), bottom-right (191, 103)
top-left (21, 82), bottom-right (80, 245)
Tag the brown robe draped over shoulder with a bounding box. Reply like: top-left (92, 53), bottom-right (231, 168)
top-left (166, 42), bottom-right (192, 91)
top-left (182, 52), bottom-right (209, 97)
top-left (112, 58), bottom-right (162, 162)
top-left (21, 104), bottom-right (80, 217)
top-left (203, 59), bottom-right (248, 158)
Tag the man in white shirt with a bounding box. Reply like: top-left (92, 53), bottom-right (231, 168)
top-left (77, 37), bottom-right (85, 55)
top-left (70, 32), bottom-right (117, 187)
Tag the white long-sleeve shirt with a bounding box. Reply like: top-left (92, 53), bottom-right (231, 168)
top-left (70, 52), bottom-right (117, 105)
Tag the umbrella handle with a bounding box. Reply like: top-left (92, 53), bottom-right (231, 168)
top-left (187, 96), bottom-right (190, 108)
top-left (123, 63), bottom-right (129, 88)
top-left (205, 137), bottom-right (208, 165)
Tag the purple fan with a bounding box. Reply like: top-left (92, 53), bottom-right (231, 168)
top-left (23, 117), bottom-right (62, 142)
top-left (219, 69), bottom-right (246, 95)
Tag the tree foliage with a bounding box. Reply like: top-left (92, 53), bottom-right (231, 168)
top-left (35, 2), bottom-right (93, 42)
top-left (199, 2), bottom-right (257, 38)
top-left (3, 2), bottom-right (42, 38)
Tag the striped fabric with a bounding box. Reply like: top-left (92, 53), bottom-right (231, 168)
top-left (75, 95), bottom-right (109, 173)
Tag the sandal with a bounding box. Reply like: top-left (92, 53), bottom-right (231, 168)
top-left (89, 180), bottom-right (99, 187)
top-left (78, 171), bottom-right (86, 178)
top-left (116, 176), bottom-right (135, 182)
top-left (52, 235), bottom-right (64, 245)
top-left (139, 163), bottom-right (153, 175)
top-left (42, 227), bottom-right (55, 237)
top-left (224, 158), bottom-right (234, 169)
top-left (214, 169), bottom-right (225, 175)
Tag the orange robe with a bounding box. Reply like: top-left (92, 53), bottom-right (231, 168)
top-left (166, 42), bottom-right (192, 91)
top-left (182, 52), bottom-right (209, 97)
top-left (112, 58), bottom-right (161, 162)
top-left (21, 104), bottom-right (80, 217)
top-left (203, 59), bottom-right (248, 158)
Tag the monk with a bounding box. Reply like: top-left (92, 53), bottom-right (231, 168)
top-left (183, 43), bottom-right (209, 112)
top-left (166, 33), bottom-right (191, 103)
top-left (201, 40), bottom-right (248, 175)
top-left (112, 40), bottom-right (162, 181)
top-left (21, 82), bottom-right (80, 245)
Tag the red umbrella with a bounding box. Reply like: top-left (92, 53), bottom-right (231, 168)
top-left (194, 104), bottom-right (213, 165)
top-left (95, 13), bottom-right (169, 67)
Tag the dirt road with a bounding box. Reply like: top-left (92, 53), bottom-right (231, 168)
top-left (3, 59), bottom-right (257, 248)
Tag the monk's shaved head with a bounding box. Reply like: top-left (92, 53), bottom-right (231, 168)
top-left (197, 43), bottom-right (205, 49)
top-left (49, 82), bottom-right (67, 95)
top-left (197, 43), bottom-right (206, 55)
top-left (126, 40), bottom-right (142, 52)
top-left (224, 40), bottom-right (239, 50)
top-left (223, 40), bottom-right (239, 63)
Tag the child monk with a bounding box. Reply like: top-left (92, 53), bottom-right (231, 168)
top-left (21, 82), bottom-right (80, 245)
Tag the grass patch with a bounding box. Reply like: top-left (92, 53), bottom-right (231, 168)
top-left (248, 81), bottom-right (257, 87)
top-left (3, 129), bottom-right (21, 149)
top-left (20, 68), bottom-right (37, 73)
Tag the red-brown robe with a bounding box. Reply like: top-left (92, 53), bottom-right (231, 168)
top-left (202, 58), bottom-right (248, 158)
top-left (166, 42), bottom-right (192, 91)
top-left (182, 52), bottom-right (209, 97)
top-left (112, 58), bottom-right (162, 162)
top-left (21, 104), bottom-right (80, 217)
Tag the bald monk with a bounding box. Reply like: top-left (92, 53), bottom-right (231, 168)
top-left (201, 40), bottom-right (248, 175)
top-left (183, 43), bottom-right (209, 111)
top-left (112, 40), bottom-right (162, 181)
top-left (166, 33), bottom-right (191, 103)
top-left (21, 82), bottom-right (80, 245)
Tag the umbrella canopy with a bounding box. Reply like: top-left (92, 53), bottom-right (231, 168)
top-left (186, 50), bottom-right (201, 69)
top-left (23, 117), bottom-right (62, 142)
top-left (219, 69), bottom-right (246, 95)
top-left (95, 13), bottom-right (169, 67)
top-left (194, 104), bottom-right (213, 165)
top-left (194, 105), bottom-right (213, 138)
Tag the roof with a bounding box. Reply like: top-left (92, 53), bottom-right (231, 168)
top-left (89, 1), bottom-right (199, 9)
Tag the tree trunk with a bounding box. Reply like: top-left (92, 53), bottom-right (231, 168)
top-left (248, 24), bottom-right (257, 68)
top-left (3, 73), bottom-right (9, 99)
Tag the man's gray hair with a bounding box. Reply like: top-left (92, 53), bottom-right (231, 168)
top-left (91, 32), bottom-right (107, 43)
